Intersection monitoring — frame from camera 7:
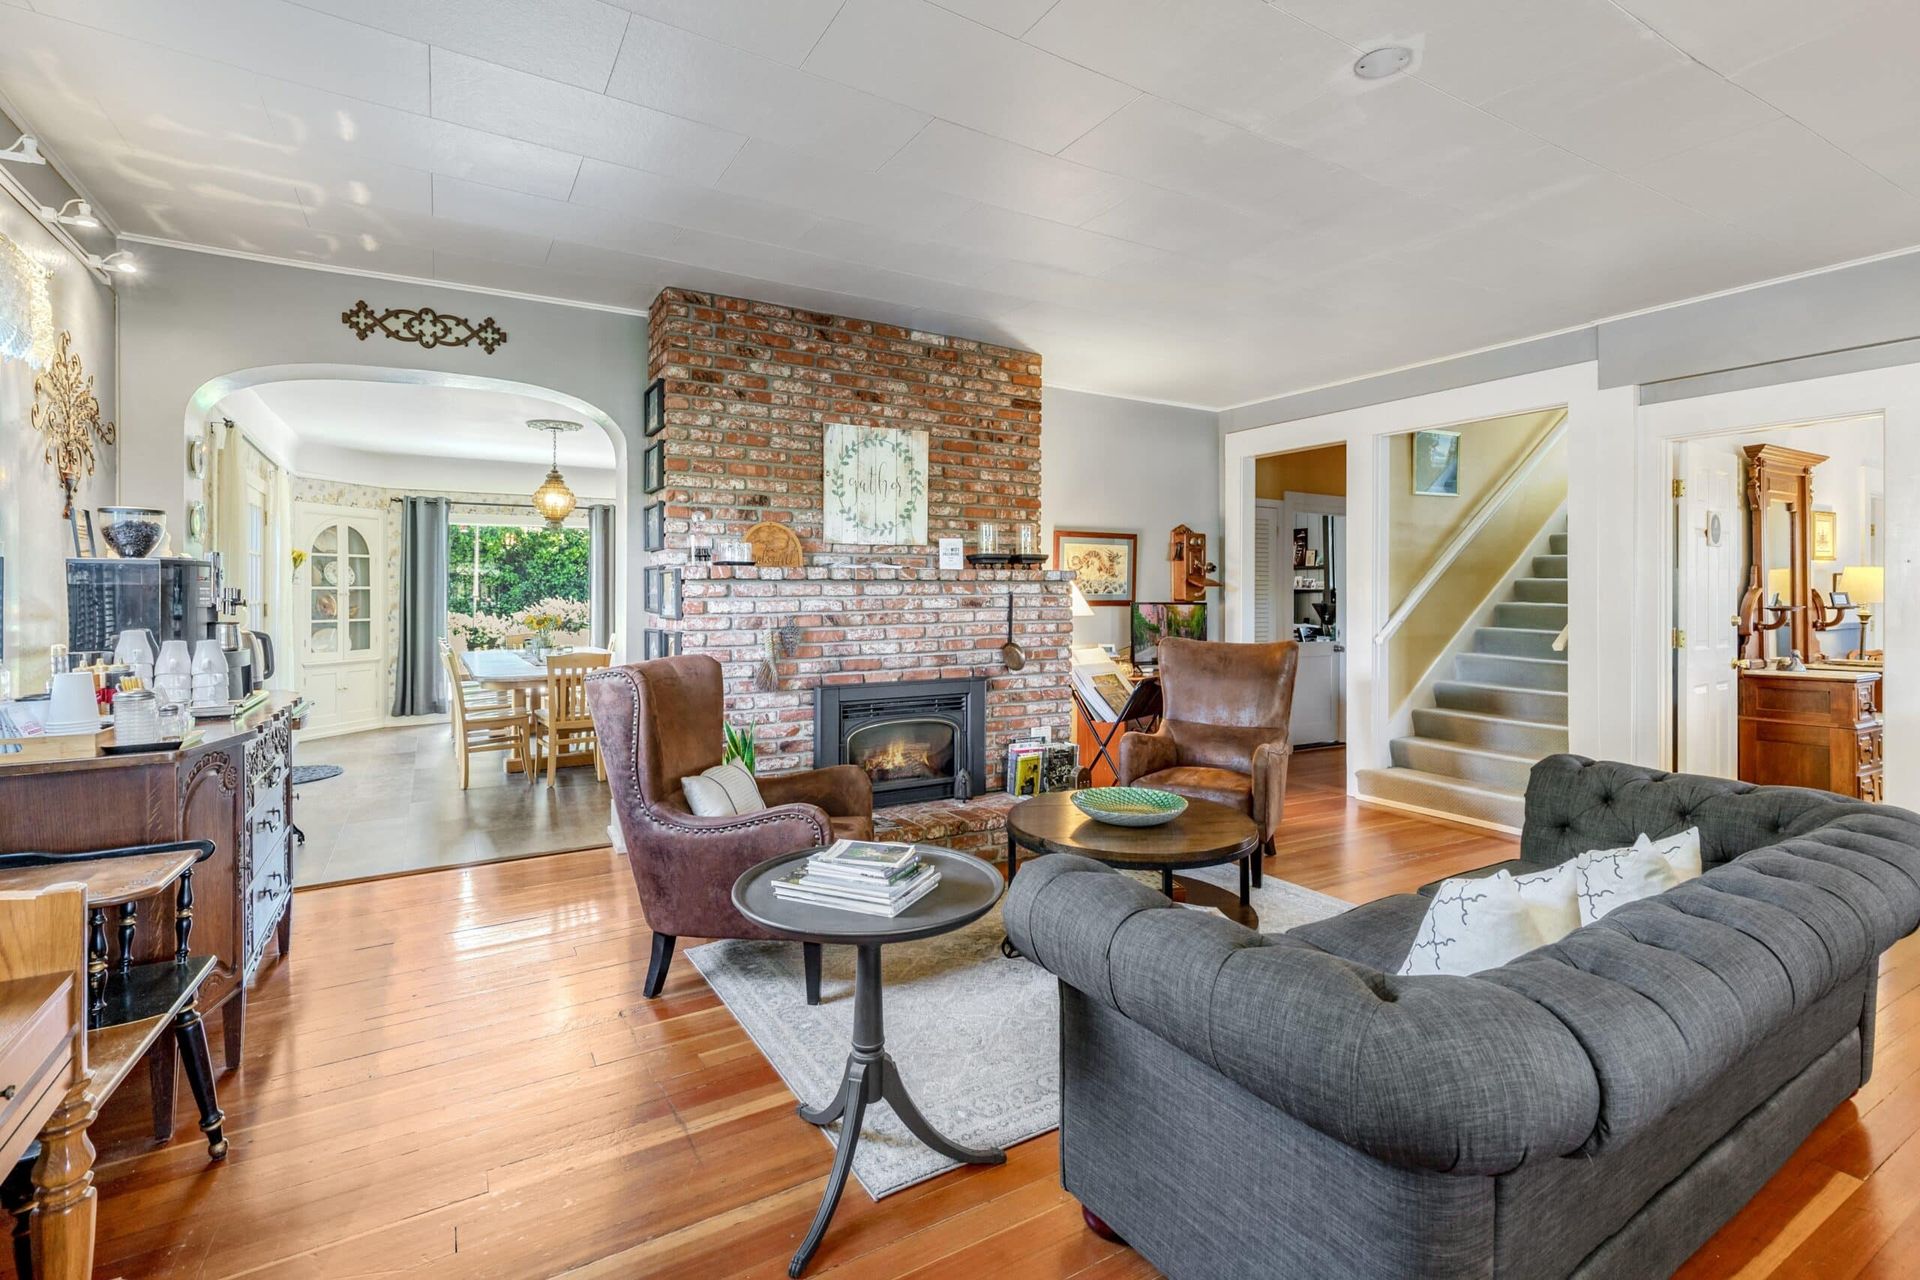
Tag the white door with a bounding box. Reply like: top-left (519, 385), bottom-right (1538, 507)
top-left (1677, 442), bottom-right (1742, 777)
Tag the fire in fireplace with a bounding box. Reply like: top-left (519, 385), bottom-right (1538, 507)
top-left (849, 720), bottom-right (956, 784)
top-left (815, 678), bottom-right (987, 807)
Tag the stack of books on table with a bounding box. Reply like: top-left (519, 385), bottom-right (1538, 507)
top-left (773, 840), bottom-right (942, 917)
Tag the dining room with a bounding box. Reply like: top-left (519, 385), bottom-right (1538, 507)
top-left (188, 376), bottom-right (622, 886)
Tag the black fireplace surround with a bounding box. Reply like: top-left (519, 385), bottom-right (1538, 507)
top-left (814, 677), bottom-right (988, 807)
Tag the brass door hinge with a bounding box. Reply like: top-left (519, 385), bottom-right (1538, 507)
top-left (1672, 478), bottom-right (1685, 498)
top-left (1672, 628), bottom-right (1687, 648)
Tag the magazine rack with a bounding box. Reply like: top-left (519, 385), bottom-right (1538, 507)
top-left (1071, 675), bottom-right (1162, 787)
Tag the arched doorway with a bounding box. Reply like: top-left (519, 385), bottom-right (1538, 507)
top-left (184, 365), bottom-right (625, 884)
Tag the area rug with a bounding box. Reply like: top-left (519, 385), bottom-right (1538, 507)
top-left (687, 870), bottom-right (1349, 1199)
top-left (291, 764), bottom-right (344, 785)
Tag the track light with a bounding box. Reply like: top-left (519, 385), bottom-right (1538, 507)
top-left (38, 198), bottom-right (99, 229)
top-left (86, 251), bottom-right (137, 275)
top-left (0, 135), bottom-right (46, 165)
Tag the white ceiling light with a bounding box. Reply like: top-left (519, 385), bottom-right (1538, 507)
top-left (1353, 46), bottom-right (1415, 80)
top-left (38, 198), bottom-right (100, 229)
top-left (0, 134), bottom-right (45, 165)
top-left (87, 251), bottom-right (137, 275)
top-left (527, 419), bottom-right (585, 528)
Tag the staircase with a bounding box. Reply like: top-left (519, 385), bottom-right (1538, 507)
top-left (1356, 528), bottom-right (1568, 830)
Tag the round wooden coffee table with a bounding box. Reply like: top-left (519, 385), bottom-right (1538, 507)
top-left (1005, 791), bottom-right (1261, 930)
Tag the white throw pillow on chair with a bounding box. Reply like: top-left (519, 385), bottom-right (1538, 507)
top-left (680, 762), bottom-right (765, 817)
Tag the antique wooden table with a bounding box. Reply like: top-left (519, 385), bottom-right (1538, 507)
top-left (733, 846), bottom-right (1007, 1277)
top-left (1004, 791), bottom-right (1262, 929)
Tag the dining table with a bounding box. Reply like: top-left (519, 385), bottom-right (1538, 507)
top-left (460, 647), bottom-right (612, 774)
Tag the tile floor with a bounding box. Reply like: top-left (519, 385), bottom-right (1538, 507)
top-left (290, 721), bottom-right (613, 886)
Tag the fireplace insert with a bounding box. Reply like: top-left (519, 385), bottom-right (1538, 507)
top-left (814, 677), bottom-right (987, 807)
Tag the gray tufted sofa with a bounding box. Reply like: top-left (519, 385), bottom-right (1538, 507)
top-left (1005, 756), bottom-right (1920, 1279)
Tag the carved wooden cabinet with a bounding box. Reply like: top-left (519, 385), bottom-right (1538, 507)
top-left (0, 697), bottom-right (299, 1066)
top-left (1737, 668), bottom-right (1883, 800)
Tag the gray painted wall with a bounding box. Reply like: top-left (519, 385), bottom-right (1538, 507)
top-left (116, 244), bottom-right (649, 644)
top-left (1042, 386), bottom-right (1220, 652)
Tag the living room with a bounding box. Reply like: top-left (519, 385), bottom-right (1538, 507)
top-left (3, 4), bottom-right (1920, 1279)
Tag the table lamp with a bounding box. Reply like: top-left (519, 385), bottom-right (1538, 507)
top-left (1069, 581), bottom-right (1094, 618)
top-left (1766, 567), bottom-right (1793, 606)
top-left (1837, 565), bottom-right (1884, 651)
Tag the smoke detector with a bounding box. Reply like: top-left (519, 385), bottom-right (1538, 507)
top-left (1353, 46), bottom-right (1414, 80)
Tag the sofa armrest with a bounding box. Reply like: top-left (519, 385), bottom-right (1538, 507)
top-left (758, 764), bottom-right (873, 820)
top-left (1005, 854), bottom-right (1600, 1175)
top-left (1117, 728), bottom-right (1178, 785)
top-left (1252, 739), bottom-right (1291, 832)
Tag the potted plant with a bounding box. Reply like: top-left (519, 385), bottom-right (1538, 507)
top-left (723, 722), bottom-right (757, 775)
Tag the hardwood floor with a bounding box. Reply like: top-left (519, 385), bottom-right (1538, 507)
top-left (37, 746), bottom-right (1920, 1278)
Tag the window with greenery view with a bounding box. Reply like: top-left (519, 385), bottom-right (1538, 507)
top-left (447, 523), bottom-right (593, 648)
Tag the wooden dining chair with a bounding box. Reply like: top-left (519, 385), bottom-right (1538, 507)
top-left (532, 651), bottom-right (612, 786)
top-left (445, 650), bottom-right (532, 789)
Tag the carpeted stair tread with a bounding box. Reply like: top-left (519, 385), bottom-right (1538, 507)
top-left (1388, 738), bottom-right (1536, 790)
top-left (1355, 766), bottom-right (1525, 831)
top-left (1432, 680), bottom-right (1569, 724)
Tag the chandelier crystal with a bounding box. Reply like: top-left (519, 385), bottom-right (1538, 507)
top-left (527, 419), bottom-right (584, 529)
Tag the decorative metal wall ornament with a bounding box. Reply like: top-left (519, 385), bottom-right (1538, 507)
top-left (31, 330), bottom-right (116, 516)
top-left (341, 299), bottom-right (508, 354)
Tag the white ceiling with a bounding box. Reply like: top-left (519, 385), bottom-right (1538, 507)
top-left (228, 380), bottom-right (619, 466)
top-left (5, 0), bottom-right (1920, 407)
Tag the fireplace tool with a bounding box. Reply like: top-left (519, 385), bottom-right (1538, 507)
top-left (1001, 590), bottom-right (1026, 671)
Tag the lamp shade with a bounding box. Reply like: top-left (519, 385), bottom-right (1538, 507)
top-left (1838, 565), bottom-right (1885, 606)
top-left (1069, 580), bottom-right (1094, 618)
top-left (1766, 567), bottom-right (1792, 603)
top-left (531, 469), bottom-right (577, 527)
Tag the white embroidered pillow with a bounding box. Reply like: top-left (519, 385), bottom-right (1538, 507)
top-left (681, 762), bottom-right (765, 817)
top-left (1574, 828), bottom-right (1702, 925)
top-left (1399, 871), bottom-right (1548, 977)
top-left (1514, 861), bottom-right (1579, 939)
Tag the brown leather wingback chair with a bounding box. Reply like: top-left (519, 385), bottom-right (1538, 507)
top-left (587, 656), bottom-right (875, 1001)
top-left (1116, 637), bottom-right (1298, 888)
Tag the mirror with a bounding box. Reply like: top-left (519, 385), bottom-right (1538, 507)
top-left (1739, 444), bottom-right (1824, 662)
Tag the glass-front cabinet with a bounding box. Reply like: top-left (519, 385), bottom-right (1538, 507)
top-left (305, 521), bottom-right (375, 657)
top-left (292, 502), bottom-right (385, 737)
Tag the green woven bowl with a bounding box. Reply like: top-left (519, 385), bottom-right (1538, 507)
top-left (1071, 787), bottom-right (1188, 827)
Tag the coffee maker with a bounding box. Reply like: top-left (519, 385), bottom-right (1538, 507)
top-left (67, 556), bottom-right (218, 653)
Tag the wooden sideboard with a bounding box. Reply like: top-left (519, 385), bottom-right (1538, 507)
top-left (1737, 667), bottom-right (1883, 800)
top-left (0, 697), bottom-right (300, 1066)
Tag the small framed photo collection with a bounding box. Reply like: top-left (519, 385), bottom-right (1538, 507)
top-left (642, 628), bottom-right (683, 660)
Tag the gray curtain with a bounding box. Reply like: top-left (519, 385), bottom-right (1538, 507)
top-left (590, 504), bottom-right (615, 649)
top-left (391, 496), bottom-right (449, 717)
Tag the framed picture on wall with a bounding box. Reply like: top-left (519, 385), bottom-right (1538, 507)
top-left (643, 565), bottom-right (663, 615)
top-left (643, 628), bottom-right (666, 660)
top-left (659, 566), bottom-right (682, 620)
top-left (644, 378), bottom-right (665, 437)
top-left (1412, 429), bottom-right (1461, 497)
top-left (643, 501), bottom-right (665, 552)
top-left (643, 441), bottom-right (666, 494)
top-left (1812, 508), bottom-right (1837, 562)
top-left (1052, 529), bottom-right (1136, 606)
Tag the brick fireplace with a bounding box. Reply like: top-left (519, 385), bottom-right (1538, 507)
top-left (646, 290), bottom-right (1073, 792)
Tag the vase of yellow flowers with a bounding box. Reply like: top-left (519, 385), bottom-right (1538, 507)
top-left (520, 608), bottom-right (567, 658)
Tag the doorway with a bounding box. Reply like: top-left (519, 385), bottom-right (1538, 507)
top-left (1252, 443), bottom-right (1347, 746)
top-left (1669, 415), bottom-right (1885, 782)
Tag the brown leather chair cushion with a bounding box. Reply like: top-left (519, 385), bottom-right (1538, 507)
top-left (1136, 765), bottom-right (1253, 815)
top-left (830, 815), bottom-right (876, 842)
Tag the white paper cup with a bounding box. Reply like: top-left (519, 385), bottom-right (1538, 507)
top-left (46, 671), bottom-right (100, 731)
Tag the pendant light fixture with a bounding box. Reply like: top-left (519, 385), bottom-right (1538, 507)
top-left (527, 419), bottom-right (584, 528)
